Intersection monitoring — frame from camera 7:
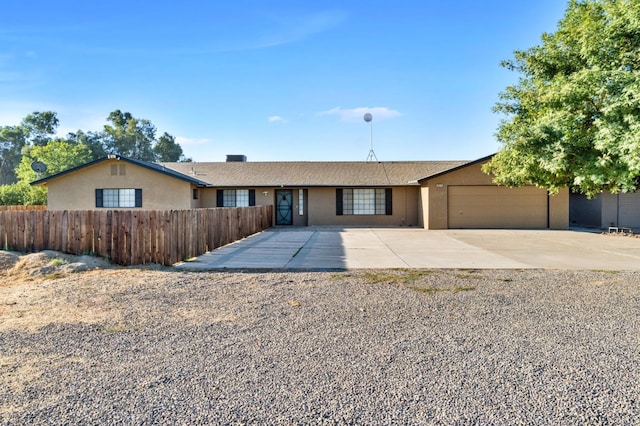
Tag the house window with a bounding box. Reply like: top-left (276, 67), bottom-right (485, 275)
top-left (216, 189), bottom-right (256, 207)
top-left (110, 165), bottom-right (118, 176)
top-left (119, 165), bottom-right (126, 175)
top-left (95, 188), bottom-right (142, 208)
top-left (193, 188), bottom-right (199, 200)
top-left (336, 188), bottom-right (392, 215)
top-left (223, 189), bottom-right (248, 206)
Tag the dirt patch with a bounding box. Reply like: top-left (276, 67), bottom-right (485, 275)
top-left (2, 250), bottom-right (113, 281)
top-left (0, 251), bottom-right (130, 331)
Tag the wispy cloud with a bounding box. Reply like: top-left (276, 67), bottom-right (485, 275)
top-left (11, 10), bottom-right (347, 56)
top-left (317, 106), bottom-right (402, 122)
top-left (252, 10), bottom-right (347, 50)
top-left (268, 115), bottom-right (287, 123)
top-left (0, 51), bottom-right (42, 89)
top-left (0, 71), bottom-right (24, 83)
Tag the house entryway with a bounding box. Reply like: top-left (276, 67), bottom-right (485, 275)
top-left (276, 189), bottom-right (293, 225)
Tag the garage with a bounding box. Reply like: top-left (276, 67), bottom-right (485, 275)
top-left (448, 185), bottom-right (548, 229)
top-left (618, 192), bottom-right (640, 228)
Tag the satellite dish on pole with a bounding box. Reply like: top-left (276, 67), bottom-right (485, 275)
top-left (364, 113), bottom-right (377, 161)
top-left (31, 160), bottom-right (47, 176)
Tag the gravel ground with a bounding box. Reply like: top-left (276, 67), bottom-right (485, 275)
top-left (1, 255), bottom-right (640, 425)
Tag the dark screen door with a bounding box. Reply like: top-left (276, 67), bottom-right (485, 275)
top-left (276, 189), bottom-right (293, 225)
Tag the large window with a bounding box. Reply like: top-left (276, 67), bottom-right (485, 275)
top-left (216, 189), bottom-right (256, 207)
top-left (95, 188), bottom-right (142, 208)
top-left (336, 188), bottom-right (392, 215)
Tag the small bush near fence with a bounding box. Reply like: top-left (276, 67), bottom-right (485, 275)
top-left (0, 206), bottom-right (272, 266)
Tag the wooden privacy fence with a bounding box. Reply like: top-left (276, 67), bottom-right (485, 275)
top-left (0, 206), bottom-right (273, 266)
top-left (0, 205), bottom-right (47, 211)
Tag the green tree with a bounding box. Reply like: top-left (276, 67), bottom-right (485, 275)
top-left (22, 111), bottom-right (59, 146)
top-left (0, 138), bottom-right (94, 205)
top-left (484, 0), bottom-right (640, 197)
top-left (103, 110), bottom-right (156, 161)
top-left (153, 132), bottom-right (189, 162)
top-left (0, 125), bottom-right (28, 185)
top-left (0, 181), bottom-right (46, 205)
top-left (66, 130), bottom-right (106, 160)
top-left (17, 139), bottom-right (93, 183)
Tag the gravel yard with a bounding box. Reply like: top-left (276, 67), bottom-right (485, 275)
top-left (1, 252), bottom-right (640, 424)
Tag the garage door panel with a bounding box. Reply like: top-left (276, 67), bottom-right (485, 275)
top-left (619, 192), bottom-right (640, 228)
top-left (448, 186), bottom-right (547, 229)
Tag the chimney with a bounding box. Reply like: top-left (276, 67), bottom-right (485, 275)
top-left (226, 155), bottom-right (247, 162)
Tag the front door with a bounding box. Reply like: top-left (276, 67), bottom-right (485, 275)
top-left (276, 189), bottom-right (293, 225)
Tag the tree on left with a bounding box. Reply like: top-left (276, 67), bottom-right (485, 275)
top-left (0, 111), bottom-right (90, 205)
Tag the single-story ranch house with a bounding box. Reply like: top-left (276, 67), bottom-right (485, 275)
top-left (31, 154), bottom-right (569, 230)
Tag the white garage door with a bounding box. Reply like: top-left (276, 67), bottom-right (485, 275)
top-left (448, 186), bottom-right (548, 229)
top-left (619, 192), bottom-right (640, 228)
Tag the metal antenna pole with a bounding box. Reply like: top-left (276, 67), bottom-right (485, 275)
top-left (364, 113), bottom-right (377, 161)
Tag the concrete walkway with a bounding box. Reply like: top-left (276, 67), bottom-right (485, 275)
top-left (176, 227), bottom-right (640, 270)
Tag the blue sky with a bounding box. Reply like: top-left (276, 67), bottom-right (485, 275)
top-left (1, 1), bottom-right (568, 162)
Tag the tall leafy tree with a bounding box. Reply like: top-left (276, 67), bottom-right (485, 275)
top-left (154, 132), bottom-right (189, 162)
top-left (0, 139), bottom-right (94, 205)
top-left (22, 111), bottom-right (59, 146)
top-left (103, 110), bottom-right (156, 161)
top-left (483, 0), bottom-right (640, 197)
top-left (0, 111), bottom-right (58, 187)
top-left (17, 139), bottom-right (93, 182)
top-left (66, 130), bottom-right (106, 160)
top-left (0, 125), bottom-right (28, 185)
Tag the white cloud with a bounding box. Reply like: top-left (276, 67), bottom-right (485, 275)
top-left (317, 106), bottom-right (402, 122)
top-left (176, 136), bottom-right (211, 146)
top-left (268, 115), bottom-right (286, 123)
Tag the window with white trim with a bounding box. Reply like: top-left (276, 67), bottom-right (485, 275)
top-left (216, 189), bottom-right (256, 207)
top-left (95, 188), bottom-right (142, 208)
top-left (336, 188), bottom-right (392, 216)
top-left (222, 189), bottom-right (248, 206)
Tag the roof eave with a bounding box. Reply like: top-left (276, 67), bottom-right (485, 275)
top-left (416, 154), bottom-right (495, 184)
top-left (30, 155), bottom-right (211, 187)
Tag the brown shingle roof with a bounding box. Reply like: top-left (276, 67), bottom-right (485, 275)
top-left (160, 161), bottom-right (470, 187)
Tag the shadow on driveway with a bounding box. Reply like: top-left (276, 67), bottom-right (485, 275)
top-left (176, 227), bottom-right (640, 271)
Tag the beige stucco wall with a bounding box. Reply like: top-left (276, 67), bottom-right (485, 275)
top-left (421, 163), bottom-right (493, 229)
top-left (199, 186), bottom-right (420, 226)
top-left (45, 159), bottom-right (194, 210)
top-left (421, 161), bottom-right (569, 230)
top-left (199, 188), bottom-right (218, 208)
top-left (307, 187), bottom-right (420, 226)
top-left (549, 187), bottom-right (569, 229)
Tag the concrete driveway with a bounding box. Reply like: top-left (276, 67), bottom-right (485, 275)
top-left (176, 227), bottom-right (640, 270)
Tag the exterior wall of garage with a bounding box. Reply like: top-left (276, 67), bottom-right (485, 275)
top-left (572, 191), bottom-right (640, 230)
top-left (447, 185), bottom-right (548, 228)
top-left (420, 161), bottom-right (569, 230)
top-left (549, 187), bottom-right (570, 229)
